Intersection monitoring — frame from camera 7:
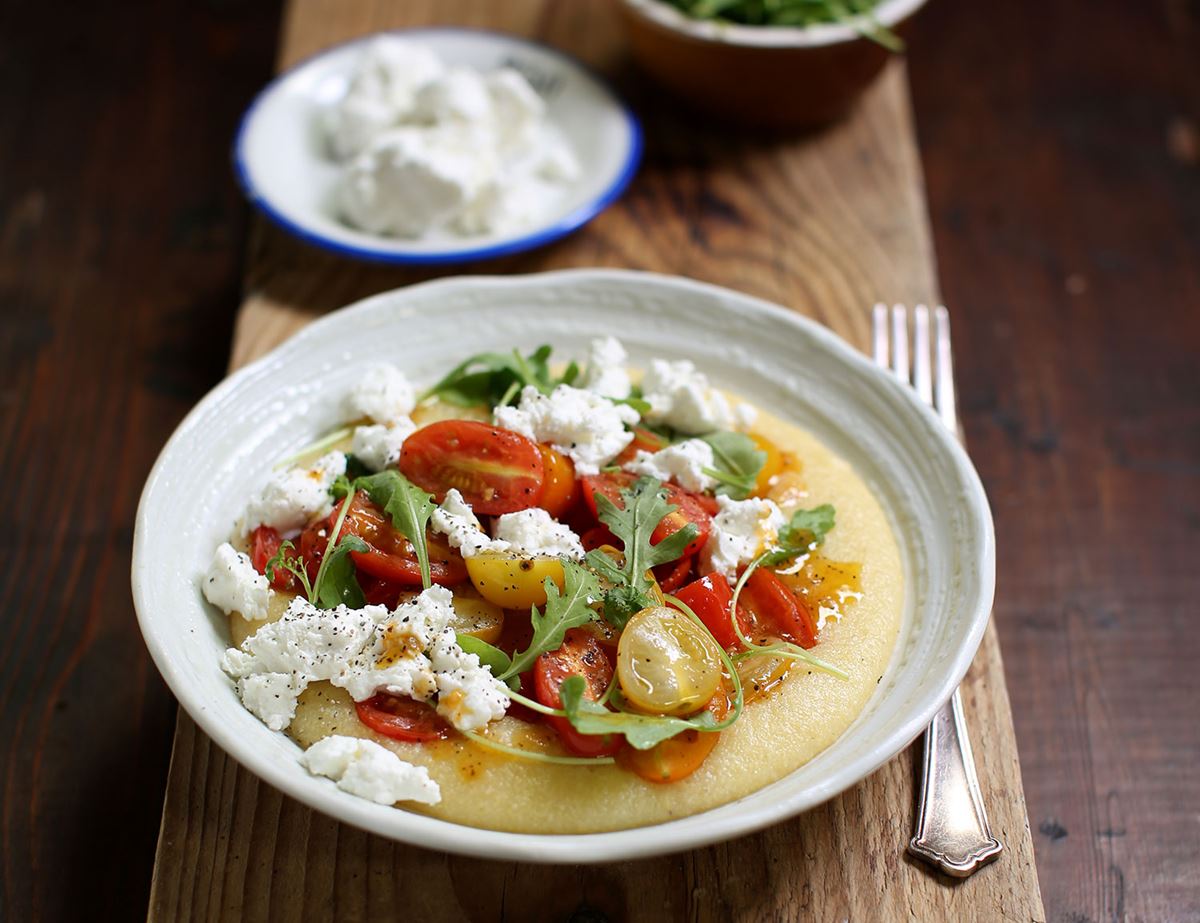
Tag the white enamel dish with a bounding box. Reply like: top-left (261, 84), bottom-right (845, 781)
top-left (133, 269), bottom-right (994, 863)
top-left (233, 29), bottom-right (642, 264)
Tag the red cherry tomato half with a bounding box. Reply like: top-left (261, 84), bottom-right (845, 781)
top-left (581, 472), bottom-right (712, 559)
top-left (579, 524), bottom-right (618, 551)
top-left (399, 420), bottom-right (545, 515)
top-left (613, 425), bottom-right (671, 466)
top-left (673, 573), bottom-right (752, 650)
top-left (740, 568), bottom-right (818, 649)
top-left (654, 555), bottom-right (694, 593)
top-left (534, 629), bottom-right (623, 757)
top-left (307, 494), bottom-right (468, 587)
top-left (249, 525), bottom-right (294, 591)
top-left (355, 692), bottom-right (452, 742)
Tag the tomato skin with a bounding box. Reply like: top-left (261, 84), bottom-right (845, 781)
top-left (581, 472), bottom-right (712, 559)
top-left (536, 444), bottom-right (579, 519)
top-left (355, 692), bottom-right (452, 742)
top-left (618, 687), bottom-right (729, 783)
top-left (579, 524), bottom-right (618, 551)
top-left (327, 494), bottom-right (468, 587)
top-left (613, 426), bottom-right (670, 466)
top-left (740, 568), bottom-right (818, 649)
top-left (399, 420), bottom-right (545, 515)
top-left (654, 555), bottom-right (694, 593)
top-left (673, 573), bottom-right (751, 650)
top-left (534, 629), bottom-right (623, 757)
top-left (249, 525), bottom-right (294, 590)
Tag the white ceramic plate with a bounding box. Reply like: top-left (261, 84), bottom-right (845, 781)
top-left (234, 29), bottom-right (642, 264)
top-left (133, 269), bottom-right (994, 863)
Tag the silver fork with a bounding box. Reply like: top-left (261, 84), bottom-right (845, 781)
top-left (873, 304), bottom-right (1004, 878)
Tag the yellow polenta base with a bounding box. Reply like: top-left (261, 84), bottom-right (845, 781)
top-left (232, 404), bottom-right (904, 834)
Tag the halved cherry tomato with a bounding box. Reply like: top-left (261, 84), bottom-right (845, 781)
top-left (355, 692), bottom-right (451, 742)
top-left (399, 420), bottom-right (544, 514)
top-left (739, 568), bottom-right (818, 649)
top-left (536, 444), bottom-right (579, 519)
top-left (618, 687), bottom-right (730, 784)
top-left (672, 573), bottom-right (751, 650)
top-left (654, 555), bottom-right (694, 593)
top-left (579, 524), bottom-right (618, 551)
top-left (249, 525), bottom-right (294, 590)
top-left (313, 494), bottom-right (468, 587)
top-left (581, 472), bottom-right (712, 559)
top-left (613, 425), bottom-right (670, 466)
top-left (534, 629), bottom-right (623, 757)
top-left (359, 574), bottom-right (405, 607)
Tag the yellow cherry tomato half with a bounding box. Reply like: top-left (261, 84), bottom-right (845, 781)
top-left (617, 606), bottom-right (723, 716)
top-left (537, 444), bottom-right (579, 519)
top-left (618, 687), bottom-right (730, 783)
top-left (448, 587), bottom-right (506, 644)
top-left (465, 552), bottom-right (565, 609)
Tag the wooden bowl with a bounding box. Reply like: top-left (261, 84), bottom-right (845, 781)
top-left (619, 0), bottom-right (927, 129)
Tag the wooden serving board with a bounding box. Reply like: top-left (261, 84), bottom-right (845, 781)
top-left (147, 2), bottom-right (1045, 919)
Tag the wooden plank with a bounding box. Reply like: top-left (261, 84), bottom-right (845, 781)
top-left (148, 2), bottom-right (1044, 919)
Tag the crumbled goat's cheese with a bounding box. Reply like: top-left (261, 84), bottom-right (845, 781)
top-left (624, 439), bottom-right (717, 493)
top-left (492, 508), bottom-right (585, 560)
top-left (345, 363), bottom-right (417, 425)
top-left (326, 39), bottom-right (579, 239)
top-left (641, 359), bottom-right (757, 435)
top-left (493, 384), bottom-right (638, 476)
top-left (323, 38), bottom-right (446, 161)
top-left (704, 495), bottom-right (788, 583)
top-left (580, 336), bottom-right (632, 400)
top-left (351, 419), bottom-right (416, 472)
top-left (430, 490), bottom-right (585, 560)
top-left (221, 587), bottom-right (509, 734)
top-left (202, 542), bottom-right (271, 620)
top-left (301, 735), bottom-right (441, 805)
top-left (241, 451), bottom-right (347, 536)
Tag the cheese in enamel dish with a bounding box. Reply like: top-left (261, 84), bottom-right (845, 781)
top-left (209, 340), bottom-right (903, 829)
top-left (323, 38), bottom-right (580, 239)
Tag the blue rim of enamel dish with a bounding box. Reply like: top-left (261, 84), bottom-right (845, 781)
top-left (231, 27), bottom-right (644, 266)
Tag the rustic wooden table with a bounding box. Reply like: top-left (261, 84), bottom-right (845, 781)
top-left (1, 0), bottom-right (1197, 921)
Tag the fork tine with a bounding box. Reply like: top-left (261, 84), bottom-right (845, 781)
top-left (872, 303), bottom-right (889, 367)
top-left (934, 306), bottom-right (957, 432)
top-left (890, 305), bottom-right (909, 383)
top-left (912, 305), bottom-right (932, 405)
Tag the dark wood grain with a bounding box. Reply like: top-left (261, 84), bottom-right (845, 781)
top-left (0, 0), bottom-right (283, 919)
top-left (907, 2), bottom-right (1200, 921)
top-left (0, 0), bottom-right (1196, 921)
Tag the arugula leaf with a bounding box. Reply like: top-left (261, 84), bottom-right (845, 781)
top-left (700, 431), bottom-right (766, 500)
top-left (311, 535), bottom-right (369, 609)
top-left (583, 477), bottom-right (697, 628)
top-left (456, 634), bottom-right (520, 691)
top-left (558, 676), bottom-right (721, 750)
top-left (420, 344), bottom-right (575, 409)
top-left (501, 561), bottom-right (601, 680)
top-left (352, 470), bottom-right (437, 589)
top-left (759, 504), bottom-right (837, 567)
top-left (264, 539), bottom-right (312, 599)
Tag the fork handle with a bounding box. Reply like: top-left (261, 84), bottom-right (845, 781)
top-left (908, 688), bottom-right (1003, 876)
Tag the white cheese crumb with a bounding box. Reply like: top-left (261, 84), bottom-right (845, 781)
top-left (430, 490), bottom-right (585, 560)
top-left (345, 363), bottom-right (417, 425)
top-left (494, 384), bottom-right (638, 476)
top-left (301, 735), bottom-right (441, 805)
top-left (221, 587), bottom-right (510, 734)
top-left (241, 451), bottom-right (347, 537)
top-left (323, 37), bottom-right (446, 161)
top-left (351, 418), bottom-right (416, 472)
top-left (703, 495), bottom-right (787, 584)
top-left (624, 439), bottom-right (717, 493)
top-left (493, 508), bottom-right (585, 560)
top-left (580, 336), bottom-right (632, 399)
top-left (202, 542), bottom-right (271, 620)
top-left (640, 359), bottom-right (755, 435)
